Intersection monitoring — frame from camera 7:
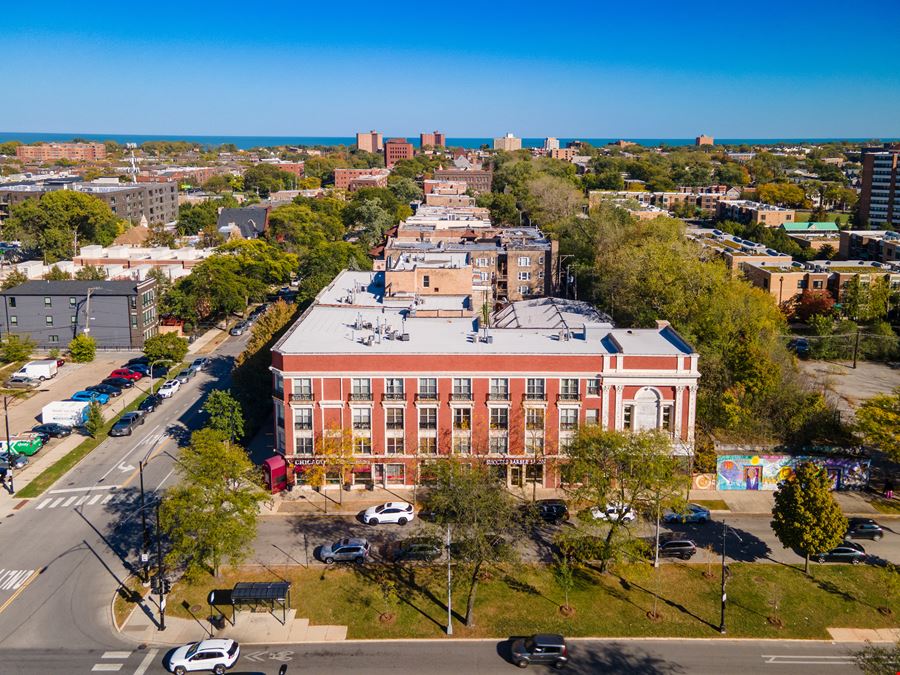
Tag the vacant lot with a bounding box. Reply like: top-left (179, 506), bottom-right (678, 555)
top-left (799, 360), bottom-right (900, 417)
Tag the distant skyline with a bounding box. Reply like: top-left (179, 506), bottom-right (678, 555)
top-left (3, 0), bottom-right (899, 138)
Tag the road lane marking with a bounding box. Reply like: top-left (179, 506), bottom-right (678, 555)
top-left (102, 494), bottom-right (114, 504)
top-left (0, 569), bottom-right (35, 590)
top-left (92, 665), bottom-right (123, 672)
top-left (87, 494), bottom-right (103, 506)
top-left (119, 437), bottom-right (173, 489)
top-left (36, 499), bottom-right (51, 509)
top-left (48, 485), bottom-right (116, 494)
top-left (102, 652), bottom-right (132, 659)
top-left (0, 568), bottom-right (42, 614)
top-left (48, 497), bottom-right (64, 508)
top-left (762, 655), bottom-right (856, 665)
top-left (133, 648), bottom-right (158, 675)
top-left (76, 495), bottom-right (90, 506)
top-left (61, 496), bottom-right (78, 507)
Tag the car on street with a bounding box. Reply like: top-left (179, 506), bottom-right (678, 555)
top-left (386, 536), bottom-right (442, 563)
top-left (229, 322), bottom-right (248, 336)
top-left (31, 423), bottom-right (73, 438)
top-left (109, 368), bottom-right (143, 381)
top-left (166, 638), bottom-right (240, 675)
top-left (846, 518), bottom-right (884, 541)
top-left (320, 538), bottom-right (370, 564)
top-left (190, 357), bottom-right (209, 373)
top-left (87, 383), bottom-right (122, 397)
top-left (510, 633), bottom-right (569, 669)
top-left (815, 541), bottom-right (867, 564)
top-left (0, 452), bottom-right (28, 470)
top-left (109, 412), bottom-right (145, 437)
top-left (363, 501), bottom-right (415, 525)
top-left (590, 503), bottom-right (636, 522)
top-left (138, 394), bottom-right (164, 413)
top-left (102, 377), bottom-right (135, 389)
top-left (663, 504), bottom-right (711, 524)
top-left (4, 375), bottom-right (40, 389)
top-left (657, 539), bottom-right (698, 560)
top-left (158, 380), bottom-right (181, 398)
top-left (175, 369), bottom-right (194, 384)
top-left (71, 389), bottom-right (110, 405)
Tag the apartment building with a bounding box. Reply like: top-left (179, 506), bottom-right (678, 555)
top-left (715, 199), bottom-right (796, 227)
top-left (780, 222), bottom-right (841, 252)
top-left (743, 259), bottom-right (900, 306)
top-left (494, 133), bottom-right (522, 152)
top-left (270, 270), bottom-right (699, 489)
top-left (549, 148), bottom-right (578, 161)
top-left (333, 168), bottom-right (391, 191)
top-left (420, 131), bottom-right (446, 148)
top-left (543, 138), bottom-right (560, 151)
top-left (433, 167), bottom-right (492, 194)
top-left (839, 229), bottom-right (900, 263)
top-left (590, 188), bottom-right (739, 213)
top-left (423, 179), bottom-right (474, 206)
top-left (695, 135), bottom-right (714, 147)
top-left (687, 230), bottom-right (793, 274)
top-left (356, 131), bottom-right (383, 153)
top-left (384, 138), bottom-right (414, 168)
top-left (859, 145), bottom-right (899, 227)
top-left (16, 142), bottom-right (106, 162)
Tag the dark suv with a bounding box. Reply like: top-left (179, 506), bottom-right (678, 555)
top-left (510, 634), bottom-right (569, 669)
top-left (387, 537), bottom-right (442, 563)
top-left (846, 518), bottom-right (884, 541)
top-left (531, 499), bottom-right (569, 524)
top-left (658, 539), bottom-right (697, 560)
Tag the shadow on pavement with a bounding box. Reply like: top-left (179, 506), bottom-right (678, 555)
top-left (495, 638), bottom-right (685, 674)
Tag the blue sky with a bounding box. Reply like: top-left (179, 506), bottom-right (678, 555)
top-left (2, 0), bottom-right (899, 137)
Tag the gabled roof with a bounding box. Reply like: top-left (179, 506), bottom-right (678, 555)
top-left (216, 207), bottom-right (269, 239)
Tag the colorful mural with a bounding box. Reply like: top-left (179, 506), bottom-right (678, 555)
top-left (716, 454), bottom-right (870, 491)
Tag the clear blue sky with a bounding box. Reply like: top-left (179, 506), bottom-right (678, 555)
top-left (3, 0), bottom-right (899, 138)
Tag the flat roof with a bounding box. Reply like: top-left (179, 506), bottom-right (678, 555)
top-left (0, 279), bottom-right (149, 296)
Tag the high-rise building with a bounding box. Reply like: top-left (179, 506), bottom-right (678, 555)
top-left (494, 133), bottom-right (522, 152)
top-left (543, 137), bottom-right (560, 151)
top-left (420, 131), bottom-right (446, 148)
top-left (384, 138), bottom-right (414, 168)
top-left (859, 144), bottom-right (900, 227)
top-left (356, 130), bottom-right (383, 153)
top-left (695, 135), bottom-right (714, 146)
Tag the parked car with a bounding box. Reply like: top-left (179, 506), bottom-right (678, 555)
top-left (31, 423), bottom-right (72, 438)
top-left (102, 377), bottom-right (135, 390)
top-left (54, 358), bottom-right (66, 368)
top-left (126, 363), bottom-right (151, 377)
top-left (190, 357), bottom-right (209, 373)
top-left (4, 376), bottom-right (40, 389)
top-left (846, 518), bottom-right (884, 541)
top-left (108, 368), bottom-right (143, 381)
top-left (320, 538), bottom-right (370, 564)
top-left (590, 503), bottom-right (636, 522)
top-left (363, 501), bottom-right (415, 526)
top-left (658, 539), bottom-right (698, 560)
top-left (0, 452), bottom-right (28, 470)
top-left (815, 541), bottom-right (867, 564)
top-left (663, 504), bottom-right (711, 524)
top-left (229, 322), bottom-right (248, 336)
top-left (386, 537), bottom-right (442, 563)
top-left (30, 430), bottom-right (51, 444)
top-left (175, 370), bottom-right (194, 384)
top-left (510, 634), bottom-right (569, 669)
top-left (126, 356), bottom-right (150, 367)
top-left (527, 499), bottom-right (569, 525)
top-left (138, 394), bottom-right (164, 414)
top-left (71, 390), bottom-right (110, 405)
top-left (0, 434), bottom-right (44, 456)
top-left (166, 638), bottom-right (240, 675)
top-left (158, 380), bottom-right (181, 398)
top-left (109, 412), bottom-right (145, 437)
top-left (87, 383), bottom-right (122, 398)
top-left (787, 337), bottom-right (810, 357)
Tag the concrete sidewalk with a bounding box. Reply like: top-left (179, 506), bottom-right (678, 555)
top-left (689, 488), bottom-right (891, 516)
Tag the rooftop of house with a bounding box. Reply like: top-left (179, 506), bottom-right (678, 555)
top-left (0, 279), bottom-right (151, 297)
top-left (719, 199), bottom-right (793, 212)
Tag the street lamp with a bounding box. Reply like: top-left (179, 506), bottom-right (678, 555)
top-left (139, 461), bottom-right (151, 583)
top-left (719, 521), bottom-right (743, 634)
top-left (2, 388), bottom-right (48, 494)
top-left (83, 286), bottom-right (102, 335)
top-left (156, 497), bottom-right (166, 631)
top-left (446, 523), bottom-right (453, 636)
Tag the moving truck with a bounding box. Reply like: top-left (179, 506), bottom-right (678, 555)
top-left (41, 400), bottom-right (89, 427)
top-left (14, 360), bottom-right (59, 381)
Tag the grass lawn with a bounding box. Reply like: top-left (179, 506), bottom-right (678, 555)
top-left (691, 499), bottom-right (729, 511)
top-left (164, 562), bottom-right (898, 640)
top-left (871, 497), bottom-right (900, 515)
top-left (114, 575), bottom-right (150, 629)
top-left (794, 211), bottom-right (849, 223)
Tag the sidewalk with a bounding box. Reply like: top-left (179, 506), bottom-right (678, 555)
top-left (689, 488), bottom-right (892, 516)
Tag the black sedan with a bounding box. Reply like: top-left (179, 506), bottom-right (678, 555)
top-left (815, 541), bottom-right (867, 564)
top-left (32, 423), bottom-right (72, 438)
top-left (87, 383), bottom-right (122, 398)
top-left (138, 394), bottom-right (163, 414)
top-left (109, 412), bottom-right (145, 437)
top-left (847, 518), bottom-right (884, 541)
top-left (102, 377), bottom-right (135, 390)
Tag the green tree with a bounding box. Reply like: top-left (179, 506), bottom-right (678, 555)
top-left (757, 182), bottom-right (809, 208)
top-left (142, 332), bottom-right (188, 365)
top-left (204, 390), bottom-right (245, 442)
top-left (0, 334), bottom-right (35, 362)
top-left (387, 176), bottom-right (423, 203)
top-left (770, 462), bottom-right (847, 574)
top-left (160, 428), bottom-right (267, 579)
top-left (74, 265), bottom-right (107, 281)
top-left (855, 388), bottom-right (900, 463)
top-left (552, 554), bottom-right (576, 614)
top-left (422, 459), bottom-right (521, 627)
top-left (44, 265), bottom-right (72, 280)
top-left (146, 222), bottom-right (176, 248)
top-left (852, 640), bottom-right (900, 675)
top-left (68, 334), bottom-right (96, 363)
top-left (243, 164), bottom-right (295, 197)
top-left (84, 402), bottom-right (104, 438)
top-left (476, 192), bottom-right (519, 226)
top-left (1, 269), bottom-right (28, 290)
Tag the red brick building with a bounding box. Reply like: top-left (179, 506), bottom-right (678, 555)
top-left (271, 271), bottom-right (700, 490)
top-left (384, 138), bottom-right (414, 168)
top-left (420, 131), bottom-right (446, 148)
top-left (334, 168), bottom-right (391, 191)
top-left (16, 142), bottom-right (106, 162)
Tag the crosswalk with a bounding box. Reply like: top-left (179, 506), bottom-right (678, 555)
top-left (35, 492), bottom-right (115, 510)
top-left (89, 648), bottom-right (158, 673)
top-left (0, 568), bottom-right (36, 591)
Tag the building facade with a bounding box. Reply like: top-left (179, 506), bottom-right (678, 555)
top-left (333, 168), bottom-right (391, 191)
top-left (16, 143), bottom-right (106, 162)
top-left (433, 168), bottom-right (493, 193)
top-left (494, 133), bottom-right (522, 152)
top-left (859, 145), bottom-right (899, 227)
top-left (384, 138), bottom-right (414, 168)
top-left (271, 271), bottom-right (700, 490)
top-left (356, 131), bottom-right (383, 153)
top-left (420, 131), bottom-right (446, 148)
top-left (695, 135), bottom-right (714, 147)
top-left (839, 229), bottom-right (900, 263)
top-left (0, 279), bottom-right (158, 348)
top-left (715, 199), bottom-right (795, 227)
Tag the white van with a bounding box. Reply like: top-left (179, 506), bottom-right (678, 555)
top-left (14, 360), bottom-right (59, 381)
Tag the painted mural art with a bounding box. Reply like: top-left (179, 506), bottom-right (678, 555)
top-left (716, 453), bottom-right (870, 491)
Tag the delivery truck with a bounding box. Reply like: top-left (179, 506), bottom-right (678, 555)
top-left (0, 434), bottom-right (44, 456)
top-left (14, 360), bottom-right (59, 381)
top-left (41, 400), bottom-right (89, 427)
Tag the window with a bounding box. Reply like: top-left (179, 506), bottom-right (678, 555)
top-left (294, 408), bottom-right (313, 431)
top-left (294, 378), bottom-right (312, 398)
top-left (518, 285), bottom-right (530, 296)
top-left (131, 316), bottom-right (138, 328)
top-left (452, 378), bottom-right (472, 400)
top-left (130, 297), bottom-right (137, 309)
top-left (489, 378), bottom-right (509, 400)
top-left (453, 436), bottom-right (471, 454)
top-left (490, 407), bottom-right (508, 430)
top-left (560, 378), bottom-right (579, 399)
top-left (352, 408), bottom-right (371, 430)
top-left (386, 408), bottom-right (404, 430)
top-left (453, 407), bottom-right (471, 430)
top-left (351, 378), bottom-right (372, 400)
top-left (526, 378), bottom-right (545, 400)
top-left (49, 335), bottom-right (59, 344)
top-left (45, 316), bottom-right (53, 326)
top-left (661, 405), bottom-right (674, 431)
top-left (273, 372), bottom-right (284, 397)
top-left (418, 378), bottom-right (438, 399)
top-left (587, 378), bottom-right (600, 395)
top-left (623, 405), bottom-right (634, 430)
top-left (384, 378), bottom-right (404, 398)
top-left (478, 271), bottom-right (490, 282)
top-left (69, 297), bottom-right (76, 307)
top-left (813, 280), bottom-right (823, 289)
top-left (353, 437), bottom-right (372, 454)
top-left (295, 437), bottom-right (314, 455)
top-left (43, 297), bottom-right (51, 307)
top-left (476, 257), bottom-right (489, 267)
top-left (525, 464), bottom-right (543, 484)
top-left (419, 437), bottom-right (437, 454)
top-left (585, 409), bottom-right (599, 426)
top-left (489, 435), bottom-right (508, 454)
top-left (9, 316), bottom-right (16, 325)
top-left (517, 256), bottom-right (530, 266)
top-left (423, 275), bottom-right (430, 288)
top-left (517, 271), bottom-right (531, 281)
top-left (386, 437), bottom-right (404, 454)
top-left (419, 408), bottom-right (437, 430)
top-left (560, 408), bottom-right (578, 431)
top-left (8, 298), bottom-right (15, 308)
top-left (526, 408), bottom-right (544, 430)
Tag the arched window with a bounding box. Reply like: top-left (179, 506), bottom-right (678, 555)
top-left (632, 387), bottom-right (661, 431)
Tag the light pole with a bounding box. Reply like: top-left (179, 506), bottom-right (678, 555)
top-left (446, 523), bottom-right (453, 636)
top-left (3, 394), bottom-right (13, 494)
top-left (83, 286), bottom-right (101, 336)
top-left (139, 461), bottom-right (151, 582)
top-left (719, 521), bottom-right (743, 634)
top-left (156, 497), bottom-right (166, 631)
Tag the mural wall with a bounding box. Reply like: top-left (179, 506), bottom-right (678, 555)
top-left (716, 454), bottom-right (870, 491)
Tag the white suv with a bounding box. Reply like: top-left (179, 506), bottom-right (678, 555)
top-left (590, 503), bottom-right (636, 522)
top-left (167, 639), bottom-right (240, 674)
top-left (158, 380), bottom-right (181, 398)
top-left (363, 501), bottom-right (415, 525)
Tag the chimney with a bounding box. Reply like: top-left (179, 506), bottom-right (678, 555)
top-left (655, 320), bottom-right (670, 330)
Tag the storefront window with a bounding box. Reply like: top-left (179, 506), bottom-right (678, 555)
top-left (385, 463), bottom-right (405, 485)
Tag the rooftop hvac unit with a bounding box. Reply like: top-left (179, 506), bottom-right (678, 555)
top-left (399, 333), bottom-right (410, 342)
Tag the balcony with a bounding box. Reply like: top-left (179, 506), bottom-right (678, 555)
top-left (290, 392), bottom-right (314, 403)
top-left (293, 423), bottom-right (313, 431)
top-left (383, 392), bottom-right (406, 401)
top-left (416, 392), bottom-right (439, 402)
top-left (524, 393), bottom-right (547, 402)
top-left (488, 391), bottom-right (510, 401)
top-left (350, 392), bottom-right (373, 402)
top-left (558, 393), bottom-right (581, 402)
top-left (353, 422), bottom-right (371, 431)
top-left (451, 392), bottom-right (473, 402)
top-left (386, 422), bottom-right (404, 430)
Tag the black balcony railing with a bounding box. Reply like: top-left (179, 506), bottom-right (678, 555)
top-left (350, 392), bottom-right (373, 402)
top-left (353, 422), bottom-right (371, 430)
top-left (451, 392), bottom-right (473, 401)
top-left (558, 393), bottom-right (581, 401)
top-left (488, 391), bottom-right (510, 401)
top-left (382, 392), bottom-right (406, 401)
top-left (524, 393), bottom-right (547, 402)
top-left (290, 392), bottom-right (314, 403)
top-left (416, 392), bottom-right (439, 402)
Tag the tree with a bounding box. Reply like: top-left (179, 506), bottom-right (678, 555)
top-left (562, 427), bottom-right (688, 572)
top-left (43, 265), bottom-right (72, 280)
top-left (552, 554), bottom-right (576, 615)
top-left (0, 334), bottom-right (35, 362)
top-left (422, 459), bottom-right (521, 627)
top-left (387, 176), bottom-right (423, 203)
top-left (142, 332), bottom-right (188, 365)
top-left (243, 164), bottom-right (294, 197)
top-left (1, 270), bottom-right (28, 291)
top-left (476, 192), bottom-right (519, 226)
top-left (855, 388), bottom-right (900, 463)
top-left (68, 334), bottom-right (96, 363)
top-left (85, 402), bottom-right (104, 438)
top-left (74, 265), bottom-right (107, 281)
top-left (146, 221), bottom-right (176, 248)
top-left (770, 462), bottom-right (847, 574)
top-left (523, 175), bottom-right (583, 229)
top-left (161, 428), bottom-right (267, 579)
top-left (790, 290), bottom-right (835, 322)
top-left (204, 390), bottom-right (245, 442)
top-left (852, 640), bottom-right (900, 675)
top-left (757, 182), bottom-right (809, 209)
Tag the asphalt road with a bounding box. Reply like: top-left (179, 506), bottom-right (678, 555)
top-left (0, 330), bottom-right (248, 655)
top-left (0, 638), bottom-right (867, 674)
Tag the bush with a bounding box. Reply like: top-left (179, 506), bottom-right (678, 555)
top-left (1, 334), bottom-right (35, 363)
top-left (68, 334), bottom-right (97, 363)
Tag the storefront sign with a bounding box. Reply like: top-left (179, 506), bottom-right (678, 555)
top-left (485, 457), bottom-right (545, 465)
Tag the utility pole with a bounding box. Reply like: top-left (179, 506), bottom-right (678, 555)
top-left (139, 461), bottom-right (150, 582)
top-left (852, 328), bottom-right (861, 369)
top-left (719, 522), bottom-right (727, 634)
top-left (446, 523), bottom-right (453, 636)
top-left (156, 498), bottom-right (166, 631)
top-left (3, 395), bottom-right (12, 494)
top-left (83, 286), bottom-right (101, 335)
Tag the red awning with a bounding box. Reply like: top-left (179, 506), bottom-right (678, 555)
top-left (351, 465), bottom-right (372, 473)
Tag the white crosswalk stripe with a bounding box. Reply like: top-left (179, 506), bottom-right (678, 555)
top-left (91, 650), bottom-right (132, 672)
top-left (0, 569), bottom-right (36, 591)
top-left (62, 496), bottom-right (78, 507)
top-left (31, 490), bottom-right (123, 510)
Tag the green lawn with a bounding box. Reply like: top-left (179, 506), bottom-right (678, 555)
top-left (871, 497), bottom-right (900, 515)
top-left (794, 211), bottom-right (849, 223)
top-left (164, 562), bottom-right (898, 640)
top-left (691, 499), bottom-right (730, 511)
